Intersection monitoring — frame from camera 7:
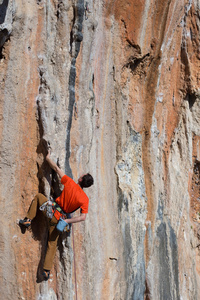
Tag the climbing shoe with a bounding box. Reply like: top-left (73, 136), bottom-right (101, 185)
top-left (43, 270), bottom-right (50, 281)
top-left (19, 218), bottom-right (31, 228)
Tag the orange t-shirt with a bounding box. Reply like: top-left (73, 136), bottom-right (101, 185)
top-left (55, 175), bottom-right (89, 219)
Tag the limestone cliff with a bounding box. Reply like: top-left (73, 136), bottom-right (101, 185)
top-left (0, 0), bottom-right (200, 299)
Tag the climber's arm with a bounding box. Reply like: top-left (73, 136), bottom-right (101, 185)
top-left (46, 151), bottom-right (65, 178)
top-left (64, 213), bottom-right (86, 224)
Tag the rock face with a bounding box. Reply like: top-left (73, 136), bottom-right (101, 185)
top-left (0, 0), bottom-right (200, 299)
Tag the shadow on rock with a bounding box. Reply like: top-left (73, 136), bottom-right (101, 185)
top-left (31, 211), bottom-right (49, 283)
top-left (0, 0), bottom-right (9, 25)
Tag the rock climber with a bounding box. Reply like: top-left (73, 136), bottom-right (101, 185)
top-left (19, 150), bottom-right (94, 280)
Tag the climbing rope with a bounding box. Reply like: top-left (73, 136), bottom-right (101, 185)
top-left (72, 224), bottom-right (78, 300)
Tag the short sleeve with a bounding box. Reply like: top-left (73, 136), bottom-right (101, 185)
top-left (61, 175), bottom-right (69, 185)
top-left (80, 197), bottom-right (89, 214)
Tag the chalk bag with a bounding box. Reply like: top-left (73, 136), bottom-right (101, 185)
top-left (56, 218), bottom-right (68, 232)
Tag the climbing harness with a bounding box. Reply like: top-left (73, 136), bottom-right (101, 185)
top-left (39, 198), bottom-right (71, 232)
top-left (39, 197), bottom-right (65, 218)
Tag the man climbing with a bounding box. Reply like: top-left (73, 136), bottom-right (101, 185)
top-left (19, 151), bottom-right (94, 280)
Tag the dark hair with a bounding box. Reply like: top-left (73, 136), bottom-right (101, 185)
top-left (80, 173), bottom-right (94, 188)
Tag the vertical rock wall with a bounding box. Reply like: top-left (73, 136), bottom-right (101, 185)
top-left (0, 0), bottom-right (200, 299)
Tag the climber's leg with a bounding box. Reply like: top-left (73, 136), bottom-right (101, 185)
top-left (43, 216), bottom-right (60, 271)
top-left (26, 193), bottom-right (48, 220)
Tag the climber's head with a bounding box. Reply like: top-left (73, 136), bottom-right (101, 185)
top-left (78, 173), bottom-right (94, 188)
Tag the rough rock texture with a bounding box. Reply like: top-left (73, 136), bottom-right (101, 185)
top-left (0, 0), bottom-right (200, 299)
